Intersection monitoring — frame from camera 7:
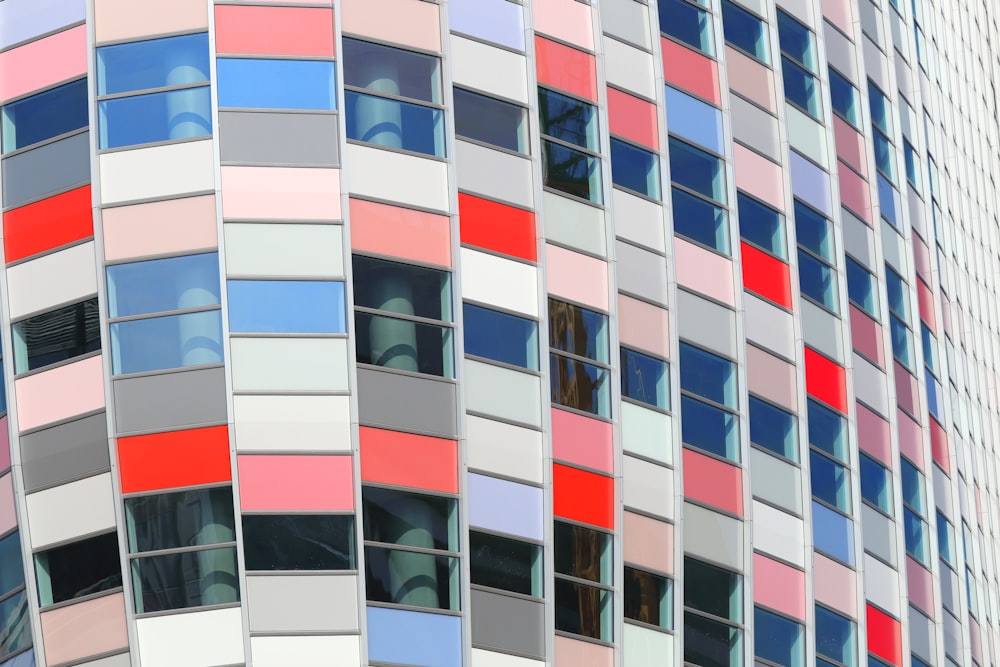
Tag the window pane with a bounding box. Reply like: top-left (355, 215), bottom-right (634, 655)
top-left (684, 558), bottom-right (742, 622)
top-left (900, 458), bottom-right (926, 514)
top-left (810, 450), bottom-right (851, 512)
top-left (365, 546), bottom-right (459, 610)
top-left (554, 578), bottom-right (612, 641)
top-left (0, 532), bottom-right (24, 596)
top-left (659, 0), bottom-right (715, 55)
top-left (680, 342), bottom-right (737, 408)
top-left (550, 354), bottom-right (611, 418)
top-left (937, 512), bottom-right (955, 566)
top-left (542, 140), bottom-right (603, 204)
top-left (611, 138), bottom-right (661, 199)
top-left (469, 531), bottom-right (542, 597)
top-left (98, 87), bottom-right (212, 149)
top-left (794, 200), bottom-right (834, 261)
top-left (878, 175), bottom-right (898, 226)
top-left (131, 546), bottom-right (239, 614)
top-left (110, 310), bottom-right (224, 375)
top-left (554, 522), bottom-right (612, 583)
top-left (904, 508), bottom-right (930, 564)
top-left (621, 348), bottom-right (669, 410)
top-left (859, 454), bottom-right (893, 513)
top-left (346, 90), bottom-right (445, 157)
top-left (672, 186), bottom-right (730, 253)
top-left (845, 257), bottom-right (879, 317)
top-left (107, 253), bottom-right (221, 318)
top-left (242, 514), bottom-right (355, 571)
top-left (217, 58), bottom-right (337, 110)
top-left (755, 607), bottom-right (804, 667)
top-left (353, 256), bottom-right (451, 320)
top-left (97, 33), bottom-right (210, 95)
top-left (538, 88), bottom-right (598, 151)
top-left (798, 249), bottom-right (839, 311)
top-left (749, 396), bottom-right (798, 461)
top-left (868, 81), bottom-right (892, 134)
top-left (342, 38), bottom-right (441, 104)
top-left (890, 315), bottom-right (915, 370)
top-left (808, 399), bottom-right (848, 462)
top-left (684, 612), bottom-right (742, 667)
top-left (35, 532), bottom-right (122, 606)
top-left (548, 299), bottom-right (608, 363)
top-left (872, 129), bottom-right (895, 181)
top-left (815, 605), bottom-right (856, 667)
top-left (738, 193), bottom-right (786, 258)
top-left (362, 487), bottom-right (457, 551)
top-left (922, 325), bottom-right (938, 374)
top-left (782, 58), bottom-right (821, 118)
top-left (0, 591), bottom-right (31, 659)
top-left (12, 298), bottom-right (101, 374)
top-left (670, 137), bottom-right (726, 204)
top-left (777, 10), bottom-right (816, 71)
top-left (829, 69), bottom-right (860, 126)
top-left (454, 87), bottom-right (527, 153)
top-left (1, 79), bottom-right (89, 153)
top-left (681, 395), bottom-right (740, 461)
top-left (228, 280), bottom-right (346, 334)
top-left (355, 312), bottom-right (454, 377)
top-left (125, 487), bottom-right (236, 553)
top-left (904, 141), bottom-right (921, 189)
top-left (885, 268), bottom-right (909, 320)
top-left (721, 0), bottom-right (769, 62)
top-left (463, 303), bottom-right (538, 370)
top-left (624, 567), bottom-right (672, 630)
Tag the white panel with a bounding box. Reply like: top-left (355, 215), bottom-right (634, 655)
top-left (786, 103), bottom-right (829, 167)
top-left (776, 0), bottom-right (814, 25)
top-left (466, 415), bottom-right (544, 484)
top-left (472, 648), bottom-right (545, 667)
top-left (623, 455), bottom-right (673, 520)
top-left (621, 402), bottom-right (672, 465)
top-left (346, 144), bottom-right (449, 212)
top-left (234, 395), bottom-right (351, 452)
top-left (455, 140), bottom-right (534, 209)
top-left (545, 192), bottom-right (606, 257)
top-left (744, 294), bottom-right (795, 360)
top-left (137, 607), bottom-right (244, 667)
top-left (853, 353), bottom-right (889, 417)
top-left (604, 38), bottom-right (656, 99)
top-left (100, 140), bottom-right (215, 205)
top-left (464, 359), bottom-right (542, 428)
top-left (599, 0), bottom-right (652, 49)
top-left (7, 242), bottom-right (98, 320)
top-left (801, 299), bottom-right (846, 364)
top-left (863, 553), bottom-right (901, 617)
top-left (252, 636), bottom-right (361, 667)
top-left (752, 500), bottom-right (806, 567)
top-left (881, 219), bottom-right (909, 276)
top-left (460, 248), bottom-right (539, 317)
top-left (612, 189), bottom-right (665, 253)
top-left (26, 473), bottom-right (116, 549)
top-left (230, 338), bottom-right (349, 392)
top-left (224, 223), bottom-right (344, 278)
top-left (451, 36), bottom-right (529, 105)
top-left (684, 502), bottom-right (743, 570)
top-left (624, 623), bottom-right (675, 667)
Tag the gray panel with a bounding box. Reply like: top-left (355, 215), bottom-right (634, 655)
top-left (247, 575), bottom-right (358, 633)
top-left (842, 208), bottom-right (875, 269)
top-left (455, 139), bottom-right (534, 208)
top-left (860, 503), bottom-right (896, 566)
top-left (749, 449), bottom-right (802, 515)
top-left (357, 367), bottom-right (458, 438)
top-left (731, 96), bottom-right (781, 162)
top-left (598, 0), bottom-right (651, 49)
top-left (114, 367), bottom-right (228, 435)
top-left (616, 240), bottom-right (668, 306)
top-left (470, 588), bottom-right (545, 658)
top-left (21, 412), bottom-right (110, 493)
top-left (1, 132), bottom-right (90, 208)
top-left (744, 294), bottom-right (795, 359)
top-left (943, 609), bottom-right (961, 660)
top-left (824, 20), bottom-right (858, 81)
top-left (858, 0), bottom-right (883, 48)
top-left (677, 289), bottom-right (737, 358)
top-left (909, 606), bottom-right (936, 662)
top-left (940, 565), bottom-right (959, 614)
top-left (219, 112), bottom-right (339, 166)
top-left (683, 502), bottom-right (743, 570)
top-left (934, 466), bottom-right (954, 517)
top-left (78, 653), bottom-right (132, 667)
top-left (853, 353), bottom-right (889, 417)
top-left (800, 300), bottom-right (845, 364)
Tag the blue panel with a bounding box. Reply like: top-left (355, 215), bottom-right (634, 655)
top-left (610, 138), bottom-right (661, 199)
top-left (666, 86), bottom-right (723, 153)
top-left (450, 0), bottom-right (525, 50)
top-left (0, 649), bottom-right (33, 667)
top-left (107, 253), bottom-right (221, 318)
top-left (367, 606), bottom-right (462, 667)
top-left (811, 501), bottom-right (854, 565)
top-left (669, 137), bottom-right (726, 204)
top-left (98, 87), bottom-right (212, 149)
top-left (227, 280), bottom-right (346, 334)
top-left (110, 310), bottom-right (224, 375)
top-left (97, 33), bottom-right (210, 95)
top-left (789, 151), bottom-right (832, 216)
top-left (2, 79), bottom-right (88, 153)
top-left (877, 174), bottom-right (898, 226)
top-left (463, 303), bottom-right (538, 370)
top-left (217, 59), bottom-right (337, 110)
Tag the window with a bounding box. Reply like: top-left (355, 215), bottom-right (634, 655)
top-left (12, 298), bottom-right (101, 374)
top-left (749, 396), bottom-right (798, 461)
top-left (97, 33), bottom-right (211, 149)
top-left (362, 487), bottom-right (459, 611)
top-left (672, 187), bottom-right (729, 254)
top-left (463, 303), bottom-right (538, 370)
top-left (904, 508), bottom-right (930, 565)
top-left (107, 253), bottom-right (223, 375)
top-left (35, 532), bottom-right (122, 606)
top-left (900, 458), bottom-right (925, 514)
top-left (890, 316), bottom-right (914, 370)
top-left (845, 258), bottom-right (879, 318)
top-left (353, 255), bottom-right (454, 378)
top-left (671, 137), bottom-right (729, 253)
top-left (0, 531), bottom-right (27, 660)
top-left (620, 347), bottom-right (669, 410)
top-left (549, 299), bottom-right (611, 417)
top-left (777, 11), bottom-right (820, 118)
top-left (624, 567), bottom-right (672, 630)
top-left (859, 454), bottom-right (893, 513)
top-left (453, 87), bottom-right (528, 154)
top-left (798, 249), bottom-right (839, 311)
top-left (921, 325), bottom-right (938, 375)
top-left (810, 449), bottom-right (851, 512)
top-left (829, 69), bottom-right (860, 127)
top-left (2, 78), bottom-right (89, 153)
top-left (659, 0), bottom-right (715, 55)
top-left (872, 128), bottom-right (896, 181)
top-left (242, 515), bottom-right (355, 571)
top-left (125, 487), bottom-right (239, 614)
top-left (554, 521), bottom-right (612, 641)
top-left (670, 137), bottom-right (726, 204)
top-left (721, 0), bottom-right (769, 63)
top-left (936, 511), bottom-right (955, 568)
top-left (796, 201), bottom-right (838, 312)
top-left (680, 342), bottom-right (739, 461)
top-left (469, 531), bottom-right (542, 597)
top-left (684, 558), bottom-right (742, 667)
top-left (0, 533), bottom-right (24, 601)
top-left (610, 138), bottom-right (661, 200)
top-left (539, 88), bottom-right (602, 203)
top-left (776, 11), bottom-right (816, 71)
top-left (884, 267), bottom-right (909, 320)
top-left (342, 38), bottom-right (443, 157)
top-left (868, 82), bottom-right (892, 134)
top-left (538, 88), bottom-right (598, 151)
top-left (738, 193), bottom-right (786, 259)
top-left (755, 607), bottom-right (804, 667)
top-left (815, 605), bottom-right (856, 667)
top-left (808, 399), bottom-right (848, 462)
top-left (794, 200), bottom-right (834, 261)
top-left (227, 280), bottom-right (346, 334)
top-left (217, 59), bottom-right (337, 110)
top-left (904, 140), bottom-right (921, 190)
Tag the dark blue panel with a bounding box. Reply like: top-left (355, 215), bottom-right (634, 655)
top-left (749, 396), bottom-right (797, 460)
top-left (97, 33), bottom-right (210, 95)
top-left (845, 257), bottom-right (878, 317)
top-left (679, 342), bottom-right (736, 407)
top-left (797, 249), bottom-right (838, 311)
top-left (829, 68), bottom-right (860, 126)
top-left (738, 193), bottom-right (785, 259)
top-left (777, 10), bottom-right (816, 71)
top-left (722, 0), bottom-right (769, 63)
top-left (658, 0), bottom-right (714, 55)
top-left (610, 138), bottom-right (661, 199)
top-left (754, 607), bottom-right (803, 667)
top-left (342, 38), bottom-right (441, 104)
top-left (807, 399), bottom-right (847, 461)
top-left (2, 79), bottom-right (88, 153)
top-left (538, 88), bottom-right (598, 151)
top-left (782, 58), bottom-right (821, 118)
top-left (859, 454), bottom-right (893, 513)
top-left (227, 280), bottom-right (346, 334)
top-left (681, 395), bottom-right (739, 461)
top-left (548, 299), bottom-right (608, 363)
top-left (620, 347), bottom-right (669, 410)
top-left (815, 604), bottom-right (856, 667)
top-left (794, 200), bottom-right (833, 261)
top-left (673, 187), bottom-right (729, 253)
top-left (0, 532), bottom-right (24, 595)
top-left (107, 253), bottom-right (221, 318)
top-left (217, 58), bottom-right (337, 110)
top-left (669, 137), bottom-right (726, 204)
top-left (463, 303), bottom-right (538, 370)
top-left (98, 87), bottom-right (212, 149)
top-left (810, 450), bottom-right (850, 512)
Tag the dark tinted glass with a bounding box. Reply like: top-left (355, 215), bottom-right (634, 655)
top-left (679, 342), bottom-right (737, 407)
top-left (362, 487), bottom-right (457, 551)
top-left (550, 354), bottom-right (611, 417)
top-left (794, 200), bottom-right (834, 260)
top-left (936, 512), bottom-right (954, 565)
top-left (469, 531), bottom-right (541, 596)
top-left (807, 399), bottom-right (847, 461)
top-left (0, 591), bottom-right (30, 658)
top-left (353, 255), bottom-right (451, 321)
top-left (242, 515), bottom-right (355, 571)
top-left (754, 607), bottom-right (803, 667)
top-left (125, 487), bottom-right (236, 554)
top-left (624, 567), bottom-right (671, 629)
top-left (364, 546), bottom-right (458, 610)
top-left (828, 68), bottom-right (860, 126)
top-left (548, 299), bottom-right (608, 363)
top-left (885, 268), bottom-right (909, 320)
top-left (878, 175), bottom-right (898, 225)
top-left (2, 79), bottom-right (89, 153)
top-left (107, 253), bottom-right (221, 318)
top-left (922, 324), bottom-right (938, 374)
top-left (659, 0), bottom-right (714, 55)
top-left (890, 315), bottom-right (914, 370)
top-left (542, 140), bottom-right (603, 204)
top-left (355, 311), bottom-right (453, 377)
top-left (454, 87), bottom-right (527, 153)
top-left (36, 532), bottom-right (122, 606)
top-left (131, 546), bottom-right (239, 614)
top-left (810, 450), bottom-right (850, 512)
top-left (798, 249), bottom-right (838, 310)
top-left (900, 458), bottom-right (925, 514)
top-left (97, 33), bottom-right (210, 95)
top-left (345, 90), bottom-right (445, 157)
top-left (554, 522), bottom-right (611, 583)
top-left (463, 303), bottom-right (538, 370)
top-left (681, 395), bottom-right (740, 460)
top-left (815, 605), bottom-right (856, 667)
top-left (342, 38), bottom-right (441, 104)
top-left (684, 558), bottom-right (741, 621)
top-left (872, 129), bottom-right (895, 181)
top-left (782, 58), bottom-right (821, 118)
top-left (672, 187), bottom-right (730, 253)
top-left (749, 396), bottom-right (798, 460)
top-left (868, 81), bottom-right (891, 134)
top-left (776, 10), bottom-right (815, 71)
top-left (721, 0), bottom-right (769, 62)
top-left (554, 578), bottom-right (611, 640)
top-left (684, 611), bottom-right (741, 667)
top-left (0, 532), bottom-right (24, 595)
top-left (738, 193), bottom-right (785, 258)
top-left (859, 454), bottom-right (893, 513)
top-left (670, 137), bottom-right (726, 203)
top-left (538, 88), bottom-right (598, 151)
top-left (12, 298), bottom-right (101, 374)
top-left (99, 87), bottom-right (212, 149)
top-left (610, 138), bottom-right (660, 199)
top-left (845, 257), bottom-right (878, 317)
top-left (621, 348), bottom-right (669, 410)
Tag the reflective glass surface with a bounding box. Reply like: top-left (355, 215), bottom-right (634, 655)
top-left (242, 514), bottom-right (355, 571)
top-left (620, 347), bottom-right (669, 410)
top-left (885, 268), bottom-right (909, 320)
top-left (755, 607), bottom-right (804, 667)
top-left (679, 342), bottom-right (737, 408)
top-left (721, 0), bottom-right (769, 62)
top-left (738, 193), bottom-right (786, 258)
top-left (463, 303), bottom-right (538, 370)
top-left (681, 395), bottom-right (740, 461)
top-left (845, 257), bottom-right (879, 317)
top-left (554, 522), bottom-right (612, 583)
top-left (454, 87), bottom-right (527, 153)
top-left (342, 38), bottom-right (441, 104)
top-left (362, 487), bottom-right (458, 551)
top-left (97, 33), bottom-right (210, 95)
top-left (937, 511), bottom-right (955, 566)
top-left (107, 253), bottom-right (221, 318)
top-left (610, 138), bottom-right (661, 199)
top-left (353, 256), bottom-right (451, 321)
top-left (673, 187), bottom-right (730, 253)
top-left (868, 81), bottom-right (892, 134)
top-left (890, 315), bottom-right (914, 370)
top-left (670, 137), bottom-right (726, 204)
top-left (659, 0), bottom-right (715, 55)
top-left (355, 312), bottom-right (454, 377)
top-left (548, 299), bottom-right (608, 363)
top-left (749, 396), bottom-right (798, 460)
top-left (554, 578), bottom-right (612, 640)
top-left (1, 79), bottom-right (88, 153)
top-left (859, 454), bottom-right (893, 513)
top-left (777, 10), bottom-right (816, 71)
top-left (798, 249), bottom-right (838, 311)
top-left (542, 139), bottom-right (603, 204)
top-left (904, 508), bottom-right (929, 564)
top-left (12, 298), bottom-right (101, 374)
top-left (684, 558), bottom-right (742, 622)
top-left (873, 129), bottom-right (896, 181)
top-left (810, 450), bottom-right (851, 512)
top-left (829, 68), bottom-right (860, 126)
top-left (794, 200), bottom-right (834, 261)
top-left (782, 58), bottom-right (821, 118)
top-left (35, 532), bottom-right (122, 606)
top-left (99, 86), bottom-right (212, 149)
top-left (538, 87), bottom-right (599, 151)
top-left (900, 458), bottom-right (926, 514)
top-left (0, 532), bottom-right (24, 595)
top-left (110, 310), bottom-right (224, 375)
top-left (815, 605), bottom-right (856, 667)
top-left (365, 546), bottom-right (459, 610)
top-left (469, 531), bottom-right (542, 596)
top-left (346, 90), bottom-right (445, 157)
top-left (0, 591), bottom-right (30, 659)
top-left (624, 567), bottom-right (672, 629)
top-left (125, 487), bottom-right (236, 554)
top-left (227, 280), bottom-right (346, 334)
top-left (218, 58), bottom-right (337, 110)
top-left (550, 353), bottom-right (611, 418)
top-left (807, 399), bottom-right (848, 462)
top-left (131, 546), bottom-right (239, 614)
top-left (684, 612), bottom-right (742, 667)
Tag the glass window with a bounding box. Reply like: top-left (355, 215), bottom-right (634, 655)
top-left (453, 87), bottom-right (527, 153)
top-left (868, 81), bottom-right (892, 135)
top-left (922, 324), bottom-right (938, 374)
top-left (815, 605), bottom-right (856, 667)
top-left (808, 399), bottom-right (848, 462)
top-left (904, 140), bottom-right (921, 189)
top-left (98, 87), bottom-right (212, 149)
top-left (342, 38), bottom-right (441, 104)
top-left (0, 532), bottom-right (24, 596)
top-left (242, 514), bottom-right (355, 571)
top-left (362, 487), bottom-right (457, 551)
top-left (542, 139), bottom-right (603, 204)
top-left (624, 567), bottom-right (672, 630)
top-left (353, 256), bottom-right (451, 321)
top-left (1, 78), bottom-right (89, 153)
top-left (356, 311), bottom-right (454, 377)
top-left (890, 315), bottom-right (915, 371)
top-left (782, 58), bottom-right (821, 118)
top-left (885, 267), bottom-right (909, 320)
top-left (555, 577), bottom-right (612, 640)
top-left (845, 257), bottom-right (879, 317)
top-left (685, 611), bottom-right (742, 667)
top-left (872, 129), bottom-right (896, 182)
top-left (755, 607), bottom-right (804, 667)
top-left (621, 347), bottom-right (669, 410)
top-left (904, 508), bottom-right (930, 565)
top-left (554, 522), bottom-right (612, 583)
top-left (365, 546), bottom-right (459, 610)
top-left (463, 303), bottom-right (538, 370)
top-left (738, 193), bottom-right (786, 259)
top-left (777, 10), bottom-right (816, 71)
top-left (672, 187), bottom-right (730, 253)
top-left (794, 200), bottom-right (834, 261)
top-left (549, 299), bottom-right (609, 364)
top-left (469, 531), bottom-right (542, 597)
top-left (679, 342), bottom-right (737, 408)
top-left (798, 249), bottom-right (839, 311)
top-left (859, 454), bottom-right (893, 513)
top-left (217, 59), bottom-right (336, 110)
top-left (0, 591), bottom-right (30, 659)
top-left (227, 280), bottom-right (346, 334)
top-left (829, 68), bottom-right (860, 126)
top-left (681, 394), bottom-right (740, 461)
top-left (12, 298), bottom-right (101, 374)
top-left (937, 511), bottom-right (955, 567)
top-left (125, 487), bottom-right (236, 554)
top-left (900, 458), bottom-right (926, 514)
top-left (811, 450), bottom-right (851, 512)
top-left (550, 354), bottom-right (611, 418)
top-left (555, 521), bottom-right (613, 641)
top-left (111, 310), bottom-right (224, 375)
top-left (35, 532), bottom-right (122, 607)
top-left (131, 547), bottom-right (239, 614)
top-left (658, 0), bottom-right (715, 55)
top-left (721, 0), bottom-right (769, 62)
top-left (669, 137), bottom-right (726, 204)
top-left (610, 138), bottom-right (661, 200)
top-left (749, 396), bottom-right (798, 460)
top-left (538, 88), bottom-right (599, 152)
top-left (107, 253), bottom-right (221, 318)
top-left (877, 175), bottom-right (898, 226)
top-left (345, 90), bottom-right (444, 157)
top-left (684, 557), bottom-right (741, 622)
top-left (97, 33), bottom-right (210, 95)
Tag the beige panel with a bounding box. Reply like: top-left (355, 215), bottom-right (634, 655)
top-left (451, 36), bottom-right (529, 105)
top-left (466, 415), bottom-right (544, 484)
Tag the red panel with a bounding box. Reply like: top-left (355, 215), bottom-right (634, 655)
top-left (458, 193), bottom-right (536, 261)
top-left (607, 87), bottom-right (658, 150)
top-left (804, 347), bottom-right (847, 413)
top-left (553, 463), bottom-right (614, 529)
top-left (740, 242), bottom-right (791, 308)
top-left (661, 37), bottom-right (721, 106)
top-left (118, 425), bottom-right (231, 494)
top-left (360, 426), bottom-right (458, 493)
top-left (535, 36), bottom-right (597, 101)
top-left (866, 604), bottom-right (903, 666)
top-left (3, 186), bottom-right (93, 263)
top-left (930, 416), bottom-right (950, 474)
top-left (215, 5), bottom-right (335, 57)
top-left (917, 278), bottom-right (936, 331)
top-left (682, 448), bottom-right (743, 516)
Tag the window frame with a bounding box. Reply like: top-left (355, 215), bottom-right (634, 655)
top-left (658, 0), bottom-right (717, 57)
top-left (537, 86), bottom-right (604, 205)
top-left (683, 556), bottom-right (744, 667)
top-left (720, 0), bottom-right (770, 65)
top-left (679, 341), bottom-right (741, 463)
top-left (609, 136), bottom-right (662, 201)
top-left (554, 520), bottom-right (614, 642)
top-left (548, 298), bottom-right (612, 418)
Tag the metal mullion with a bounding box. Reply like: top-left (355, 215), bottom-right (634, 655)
top-left (96, 81), bottom-right (211, 103)
top-left (539, 134), bottom-right (602, 160)
top-left (127, 541), bottom-right (238, 560)
top-left (548, 347), bottom-right (612, 372)
top-left (362, 541), bottom-right (459, 560)
top-left (342, 85), bottom-right (445, 112)
top-left (353, 305), bottom-right (453, 330)
top-left (107, 303), bottom-right (222, 325)
top-left (553, 572), bottom-right (614, 593)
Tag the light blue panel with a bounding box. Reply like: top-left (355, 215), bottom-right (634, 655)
top-left (812, 500), bottom-right (855, 566)
top-left (107, 253), bottom-right (221, 318)
top-left (0, 0), bottom-right (84, 50)
top-left (468, 473), bottom-right (543, 541)
top-left (449, 0), bottom-right (525, 51)
top-left (110, 310), bottom-right (224, 375)
top-left (217, 59), bottom-right (336, 110)
top-left (0, 648), bottom-right (34, 667)
top-left (367, 606), bottom-right (462, 667)
top-left (878, 174), bottom-right (900, 227)
top-left (98, 87), bottom-right (212, 149)
top-left (227, 280), bottom-right (346, 334)
top-left (790, 150), bottom-right (833, 216)
top-left (665, 86), bottom-right (723, 153)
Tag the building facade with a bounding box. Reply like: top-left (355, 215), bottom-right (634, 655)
top-left (0, 0), bottom-right (998, 665)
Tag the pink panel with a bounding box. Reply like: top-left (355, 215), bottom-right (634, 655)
top-left (0, 418), bottom-right (9, 472)
top-left (893, 363), bottom-right (919, 421)
top-left (661, 38), bottom-right (720, 105)
top-left (350, 198), bottom-right (451, 267)
top-left (533, 0), bottom-right (594, 50)
top-left (746, 345), bottom-right (797, 410)
top-left (607, 88), bottom-right (659, 150)
top-left (551, 408), bottom-right (613, 473)
top-left (896, 408), bottom-right (925, 470)
top-left (221, 167), bottom-right (341, 220)
top-left (753, 553), bottom-right (806, 620)
top-left (734, 144), bottom-right (784, 209)
top-left (906, 557), bottom-right (935, 617)
top-left (95, 0), bottom-right (208, 43)
top-left (971, 616), bottom-right (984, 667)
top-left (0, 26), bottom-right (87, 103)
top-left (237, 454), bottom-right (354, 511)
top-left (214, 6), bottom-right (335, 57)
top-left (839, 161), bottom-right (873, 223)
top-left (725, 47), bottom-right (776, 113)
top-left (341, 0), bottom-right (440, 52)
top-left (917, 279), bottom-right (937, 331)
top-left (618, 294), bottom-right (670, 359)
top-left (555, 635), bottom-right (614, 667)
top-left (0, 474), bottom-right (15, 536)
top-left (103, 195), bottom-right (218, 262)
top-left (850, 306), bottom-right (885, 367)
top-left (536, 37), bottom-right (598, 101)
top-left (833, 117), bottom-right (868, 178)
top-left (674, 237), bottom-right (736, 306)
top-left (15, 356), bottom-right (105, 432)
top-left (683, 449), bottom-right (743, 516)
top-left (814, 553), bottom-right (857, 618)
top-left (623, 511), bottom-right (673, 575)
top-left (912, 235), bottom-right (931, 282)
top-left (941, 296), bottom-right (953, 338)
top-left (857, 402), bottom-right (892, 466)
top-left (546, 244), bottom-right (609, 310)
top-left (822, 0), bottom-right (854, 37)
top-left (41, 593), bottom-right (128, 666)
